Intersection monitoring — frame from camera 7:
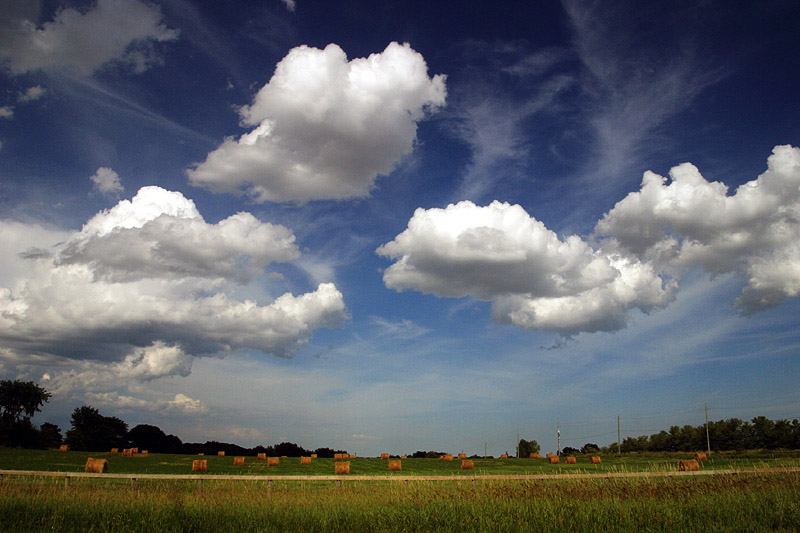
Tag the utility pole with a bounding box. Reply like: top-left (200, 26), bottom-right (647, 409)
top-left (617, 415), bottom-right (621, 454)
top-left (705, 404), bottom-right (711, 455)
top-left (557, 424), bottom-right (560, 456)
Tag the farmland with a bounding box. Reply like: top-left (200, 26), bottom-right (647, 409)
top-left (0, 449), bottom-right (799, 531)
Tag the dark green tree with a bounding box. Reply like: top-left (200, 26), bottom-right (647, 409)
top-left (0, 380), bottom-right (51, 447)
top-left (37, 422), bottom-right (62, 449)
top-left (65, 406), bottom-right (128, 451)
top-left (518, 438), bottom-right (541, 457)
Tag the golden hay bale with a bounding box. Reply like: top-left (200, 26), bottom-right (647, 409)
top-left (695, 452), bottom-right (708, 461)
top-left (257, 453), bottom-right (266, 460)
top-left (141, 450), bottom-right (148, 455)
top-left (549, 456), bottom-right (560, 464)
top-left (461, 460), bottom-right (474, 470)
top-left (380, 453), bottom-right (390, 460)
top-left (566, 456), bottom-right (577, 464)
top-left (442, 453), bottom-right (453, 461)
top-left (59, 445), bottom-right (69, 452)
top-left (334, 453), bottom-right (344, 461)
top-left (401, 455), bottom-right (407, 459)
top-left (335, 461), bottom-right (350, 475)
top-left (217, 451), bottom-right (225, 457)
top-left (122, 448), bottom-right (133, 457)
top-left (130, 448), bottom-right (138, 454)
top-left (546, 453), bottom-right (554, 458)
top-left (267, 457), bottom-right (280, 467)
top-left (198, 453), bottom-right (204, 456)
top-left (233, 456), bottom-right (245, 466)
top-left (530, 453), bottom-right (541, 459)
top-left (500, 454), bottom-right (509, 459)
top-left (590, 456), bottom-right (602, 464)
top-left (311, 454), bottom-right (318, 459)
top-left (84, 458), bottom-right (108, 473)
top-left (388, 460), bottom-right (402, 471)
top-left (458, 453), bottom-right (466, 459)
top-left (350, 454), bottom-right (356, 458)
top-left (110, 448), bottom-right (118, 453)
top-left (192, 459), bottom-right (207, 472)
top-left (300, 456), bottom-right (311, 465)
top-left (679, 459), bottom-right (700, 471)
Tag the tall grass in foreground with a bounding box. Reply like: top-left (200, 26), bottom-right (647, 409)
top-left (0, 472), bottom-right (798, 532)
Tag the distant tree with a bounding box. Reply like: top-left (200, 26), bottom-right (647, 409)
top-left (0, 380), bottom-right (51, 423)
top-left (37, 422), bottom-right (62, 449)
top-left (518, 439), bottom-right (541, 457)
top-left (128, 424), bottom-right (183, 453)
top-left (65, 406), bottom-right (128, 451)
top-left (580, 443), bottom-right (600, 454)
top-left (0, 380), bottom-right (51, 447)
top-left (312, 447), bottom-right (339, 458)
top-left (272, 442), bottom-right (309, 457)
top-left (561, 446), bottom-right (580, 456)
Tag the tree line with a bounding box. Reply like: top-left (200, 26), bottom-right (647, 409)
top-left (559, 416), bottom-right (800, 455)
top-left (0, 380), bottom-right (345, 457)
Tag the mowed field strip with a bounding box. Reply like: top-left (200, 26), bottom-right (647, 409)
top-left (2, 465), bottom-right (800, 484)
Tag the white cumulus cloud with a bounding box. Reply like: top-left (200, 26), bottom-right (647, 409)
top-left (0, 186), bottom-right (347, 365)
top-left (89, 167), bottom-right (124, 196)
top-left (377, 200), bottom-right (674, 335)
top-left (596, 144), bottom-right (800, 313)
top-left (187, 42), bottom-right (446, 202)
top-left (0, 0), bottom-right (178, 76)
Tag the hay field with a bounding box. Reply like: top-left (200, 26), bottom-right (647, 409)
top-left (0, 470), bottom-right (797, 532)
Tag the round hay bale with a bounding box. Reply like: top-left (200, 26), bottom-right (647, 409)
top-left (267, 457), bottom-right (280, 467)
top-left (141, 450), bottom-right (148, 455)
top-left (300, 456), bottom-right (311, 465)
top-left (217, 451), bottom-right (225, 457)
top-left (400, 455), bottom-right (407, 459)
top-left (549, 455), bottom-right (560, 464)
top-left (500, 454), bottom-right (508, 459)
top-left (122, 448), bottom-right (133, 457)
top-left (566, 456), bottom-right (577, 464)
top-left (335, 461), bottom-right (350, 475)
top-left (110, 448), bottom-right (118, 453)
top-left (192, 459), bottom-right (207, 472)
top-left (442, 453), bottom-right (453, 461)
top-left (311, 454), bottom-right (318, 459)
top-left (380, 453), bottom-right (390, 460)
top-left (590, 456), bottom-right (602, 464)
top-left (84, 458), bottom-right (108, 473)
top-left (198, 453), bottom-right (204, 456)
top-left (59, 445), bottom-right (69, 452)
top-left (334, 453), bottom-right (344, 461)
top-left (130, 448), bottom-right (138, 454)
top-left (679, 459), bottom-right (700, 471)
top-left (529, 453), bottom-right (541, 459)
top-left (233, 456), bottom-right (245, 466)
top-left (461, 459), bottom-right (474, 470)
top-left (458, 453), bottom-right (467, 459)
top-left (695, 452), bottom-right (708, 461)
top-left (388, 460), bottom-right (402, 471)
top-left (257, 453), bottom-right (266, 460)
top-left (546, 453), bottom-right (555, 459)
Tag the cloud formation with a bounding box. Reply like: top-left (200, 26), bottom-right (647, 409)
top-left (188, 42), bottom-right (446, 202)
top-left (89, 167), bottom-right (123, 196)
top-left (596, 144), bottom-right (800, 313)
top-left (0, 0), bottom-right (178, 75)
top-left (379, 145), bottom-right (800, 335)
top-left (0, 186), bottom-right (347, 368)
top-left (377, 200), bottom-right (674, 335)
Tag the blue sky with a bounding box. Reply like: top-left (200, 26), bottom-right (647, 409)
top-left (1, 0), bottom-right (799, 456)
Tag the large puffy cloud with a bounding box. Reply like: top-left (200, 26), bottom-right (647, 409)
top-left (0, 186), bottom-right (347, 367)
top-left (0, 0), bottom-right (177, 76)
top-left (596, 145), bottom-right (800, 312)
top-left (187, 42), bottom-right (446, 202)
top-left (57, 186), bottom-right (300, 283)
top-left (378, 201), bottom-right (675, 335)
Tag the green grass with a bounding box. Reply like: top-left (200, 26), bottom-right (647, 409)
top-left (0, 471), bottom-right (797, 531)
top-left (1, 448), bottom-right (798, 476)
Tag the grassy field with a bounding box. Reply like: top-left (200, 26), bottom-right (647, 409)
top-left (1, 448), bottom-right (799, 476)
top-left (1, 449), bottom-right (799, 531)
